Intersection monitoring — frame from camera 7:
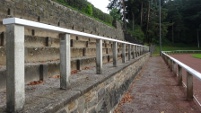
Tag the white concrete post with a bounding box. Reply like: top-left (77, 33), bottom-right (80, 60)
top-left (122, 43), bottom-right (126, 63)
top-left (171, 61), bottom-right (174, 72)
top-left (177, 65), bottom-right (182, 86)
top-left (134, 46), bottom-right (136, 58)
top-left (186, 72), bottom-right (193, 100)
top-left (113, 42), bottom-right (117, 67)
top-left (128, 45), bottom-right (131, 61)
top-left (131, 45), bottom-right (134, 59)
top-left (139, 47), bottom-right (141, 55)
top-left (96, 39), bottom-right (102, 74)
top-left (60, 34), bottom-right (71, 89)
top-left (6, 24), bottom-right (25, 112)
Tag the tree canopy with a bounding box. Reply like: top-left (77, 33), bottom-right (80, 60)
top-left (108, 0), bottom-right (201, 45)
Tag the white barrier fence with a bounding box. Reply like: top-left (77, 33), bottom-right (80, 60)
top-left (162, 51), bottom-right (201, 108)
top-left (3, 18), bottom-right (149, 112)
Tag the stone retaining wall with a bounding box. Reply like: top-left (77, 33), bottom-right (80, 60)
top-left (56, 53), bottom-right (150, 113)
top-left (0, 0), bottom-right (124, 40)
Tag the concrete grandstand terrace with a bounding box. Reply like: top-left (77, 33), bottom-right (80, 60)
top-left (1, 1), bottom-right (200, 113)
top-left (0, 17), bottom-right (149, 113)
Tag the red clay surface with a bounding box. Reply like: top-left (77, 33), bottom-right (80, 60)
top-left (171, 54), bottom-right (201, 110)
top-left (114, 56), bottom-right (200, 113)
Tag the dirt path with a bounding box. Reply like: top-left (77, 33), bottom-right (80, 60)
top-left (114, 56), bottom-right (200, 113)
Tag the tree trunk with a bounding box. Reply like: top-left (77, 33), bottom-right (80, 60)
top-left (140, 2), bottom-right (144, 27)
top-left (197, 30), bottom-right (200, 48)
top-left (146, 1), bottom-right (150, 44)
top-left (172, 24), bottom-right (174, 43)
top-left (132, 13), bottom-right (135, 31)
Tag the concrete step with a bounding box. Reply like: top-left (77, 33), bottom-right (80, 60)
top-left (0, 54), bottom-right (121, 91)
top-left (1, 33), bottom-right (117, 49)
top-left (0, 53), bottom-right (149, 113)
top-left (25, 35), bottom-right (60, 48)
top-left (0, 47), bottom-right (117, 65)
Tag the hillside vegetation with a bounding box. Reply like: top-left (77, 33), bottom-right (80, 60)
top-left (55, 0), bottom-right (113, 26)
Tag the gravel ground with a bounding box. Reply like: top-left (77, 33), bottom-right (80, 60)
top-left (114, 56), bottom-right (200, 113)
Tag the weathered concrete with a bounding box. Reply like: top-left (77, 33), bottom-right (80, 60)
top-left (177, 65), bottom-right (182, 86)
top-left (60, 34), bottom-right (71, 89)
top-left (0, 54), bottom-right (124, 91)
top-left (187, 72), bottom-right (193, 100)
top-left (128, 45), bottom-right (131, 61)
top-left (96, 39), bottom-right (103, 74)
top-left (0, 52), bottom-right (149, 113)
top-left (122, 44), bottom-right (126, 63)
top-left (113, 42), bottom-right (117, 67)
top-left (6, 24), bottom-right (25, 112)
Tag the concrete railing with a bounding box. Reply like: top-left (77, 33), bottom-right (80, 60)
top-left (3, 18), bottom-right (149, 112)
top-left (161, 51), bottom-right (201, 106)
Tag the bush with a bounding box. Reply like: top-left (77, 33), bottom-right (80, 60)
top-left (55, 0), bottom-right (113, 26)
top-left (128, 25), bottom-right (145, 41)
top-left (85, 4), bottom-right (93, 16)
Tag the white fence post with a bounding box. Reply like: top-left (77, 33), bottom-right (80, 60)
top-left (6, 24), bottom-right (25, 112)
top-left (128, 44), bottom-right (131, 61)
top-left (186, 72), bottom-right (193, 100)
top-left (96, 39), bottom-right (102, 74)
top-left (113, 42), bottom-right (117, 67)
top-left (122, 43), bottom-right (126, 63)
top-left (178, 65), bottom-right (182, 86)
top-left (60, 34), bottom-right (71, 89)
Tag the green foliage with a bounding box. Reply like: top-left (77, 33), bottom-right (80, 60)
top-left (55, 0), bottom-right (113, 26)
top-left (109, 8), bottom-right (121, 21)
top-left (153, 44), bottom-right (200, 56)
top-left (164, 0), bottom-right (201, 44)
top-left (128, 25), bottom-right (144, 41)
top-left (192, 54), bottom-right (201, 59)
top-left (85, 4), bottom-right (93, 16)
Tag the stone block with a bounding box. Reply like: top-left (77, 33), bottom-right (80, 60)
top-left (98, 88), bottom-right (105, 101)
top-left (77, 97), bottom-right (86, 113)
top-left (87, 107), bottom-right (96, 113)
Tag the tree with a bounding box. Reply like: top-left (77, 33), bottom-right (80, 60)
top-left (109, 8), bottom-right (121, 21)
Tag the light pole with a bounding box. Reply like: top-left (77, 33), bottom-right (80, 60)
top-left (159, 0), bottom-right (162, 55)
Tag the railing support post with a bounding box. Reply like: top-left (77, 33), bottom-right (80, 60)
top-left (6, 24), bottom-right (25, 112)
top-left (186, 72), bottom-right (193, 100)
top-left (177, 65), bottom-right (182, 86)
top-left (122, 43), bottom-right (126, 63)
top-left (132, 46), bottom-right (134, 59)
top-left (113, 42), bottom-right (117, 67)
top-left (60, 34), bottom-right (71, 89)
top-left (128, 45), bottom-right (131, 60)
top-left (172, 61), bottom-right (174, 72)
top-left (133, 46), bottom-right (136, 59)
top-left (96, 39), bottom-right (102, 74)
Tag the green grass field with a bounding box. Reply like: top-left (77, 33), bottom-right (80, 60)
top-left (192, 54), bottom-right (201, 59)
top-left (153, 45), bottom-right (200, 56)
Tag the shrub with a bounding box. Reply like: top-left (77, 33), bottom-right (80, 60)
top-left (55, 0), bottom-right (113, 26)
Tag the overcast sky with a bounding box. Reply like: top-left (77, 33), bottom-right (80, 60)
top-left (87, 0), bottom-right (110, 14)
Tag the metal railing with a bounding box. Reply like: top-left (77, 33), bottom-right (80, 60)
top-left (3, 17), bottom-right (149, 112)
top-left (161, 51), bottom-right (201, 107)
